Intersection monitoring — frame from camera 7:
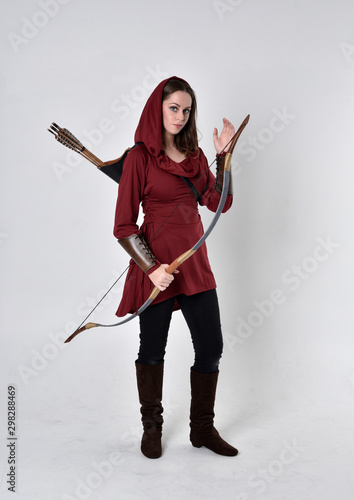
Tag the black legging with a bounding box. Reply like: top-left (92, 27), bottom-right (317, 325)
top-left (137, 289), bottom-right (223, 373)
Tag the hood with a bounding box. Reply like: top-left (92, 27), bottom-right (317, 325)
top-left (134, 76), bottom-right (189, 157)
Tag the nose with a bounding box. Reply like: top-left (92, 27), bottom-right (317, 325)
top-left (178, 110), bottom-right (185, 122)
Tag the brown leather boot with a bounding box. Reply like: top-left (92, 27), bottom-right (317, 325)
top-left (135, 361), bottom-right (164, 459)
top-left (189, 368), bottom-right (238, 456)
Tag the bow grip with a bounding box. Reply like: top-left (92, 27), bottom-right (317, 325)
top-left (166, 249), bottom-right (197, 274)
top-left (149, 249), bottom-right (197, 301)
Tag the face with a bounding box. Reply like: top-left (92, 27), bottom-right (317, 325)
top-left (162, 91), bottom-right (192, 139)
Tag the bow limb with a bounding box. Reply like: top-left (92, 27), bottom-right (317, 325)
top-left (147, 114), bottom-right (250, 296)
top-left (64, 114), bottom-right (250, 343)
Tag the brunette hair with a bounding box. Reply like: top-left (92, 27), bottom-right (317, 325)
top-left (162, 78), bottom-right (199, 157)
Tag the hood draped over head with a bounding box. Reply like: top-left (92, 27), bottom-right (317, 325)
top-left (134, 76), bottom-right (188, 157)
top-left (134, 76), bottom-right (201, 177)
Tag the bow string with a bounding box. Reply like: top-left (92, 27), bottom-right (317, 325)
top-left (49, 115), bottom-right (250, 343)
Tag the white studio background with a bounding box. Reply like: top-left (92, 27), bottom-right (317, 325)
top-left (1, 1), bottom-right (354, 499)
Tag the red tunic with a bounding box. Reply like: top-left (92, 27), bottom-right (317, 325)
top-left (113, 144), bottom-right (232, 316)
top-left (112, 76), bottom-right (233, 316)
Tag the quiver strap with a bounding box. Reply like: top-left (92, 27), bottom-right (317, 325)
top-left (99, 142), bottom-right (143, 183)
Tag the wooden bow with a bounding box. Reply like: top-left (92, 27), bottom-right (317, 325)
top-left (62, 114), bottom-right (250, 343)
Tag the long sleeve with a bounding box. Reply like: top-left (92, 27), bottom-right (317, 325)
top-left (113, 146), bottom-right (160, 276)
top-left (113, 146), bottom-right (148, 239)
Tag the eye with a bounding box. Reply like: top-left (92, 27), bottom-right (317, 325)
top-left (183, 109), bottom-right (190, 115)
top-left (170, 106), bottom-right (178, 112)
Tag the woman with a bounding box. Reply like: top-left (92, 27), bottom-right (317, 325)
top-left (114, 76), bottom-right (238, 459)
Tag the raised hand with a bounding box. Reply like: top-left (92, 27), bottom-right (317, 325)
top-left (213, 118), bottom-right (236, 154)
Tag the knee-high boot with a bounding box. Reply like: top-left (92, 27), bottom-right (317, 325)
top-left (189, 368), bottom-right (238, 456)
top-left (135, 361), bottom-right (164, 459)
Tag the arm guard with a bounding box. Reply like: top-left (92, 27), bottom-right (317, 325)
top-left (214, 152), bottom-right (233, 195)
top-left (118, 234), bottom-right (157, 273)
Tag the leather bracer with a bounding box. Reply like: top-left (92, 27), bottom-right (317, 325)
top-left (214, 152), bottom-right (233, 195)
top-left (118, 234), bottom-right (157, 273)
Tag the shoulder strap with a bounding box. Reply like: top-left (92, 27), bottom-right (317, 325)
top-left (99, 143), bottom-right (205, 205)
top-left (179, 176), bottom-right (202, 203)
